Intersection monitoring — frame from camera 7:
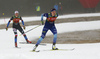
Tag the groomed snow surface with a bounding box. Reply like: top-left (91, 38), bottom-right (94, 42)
top-left (0, 13), bottom-right (100, 59)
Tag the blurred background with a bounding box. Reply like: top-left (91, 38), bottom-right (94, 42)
top-left (0, 0), bottom-right (100, 18)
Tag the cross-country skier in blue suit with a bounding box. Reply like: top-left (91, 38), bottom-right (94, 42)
top-left (33, 8), bottom-right (58, 51)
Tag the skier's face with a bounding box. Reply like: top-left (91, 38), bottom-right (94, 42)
top-left (15, 13), bottom-right (19, 17)
top-left (51, 10), bottom-right (56, 16)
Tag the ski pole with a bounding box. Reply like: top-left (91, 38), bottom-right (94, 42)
top-left (19, 25), bottom-right (41, 36)
top-left (25, 25), bottom-right (40, 33)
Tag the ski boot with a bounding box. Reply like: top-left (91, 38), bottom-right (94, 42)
top-left (52, 45), bottom-right (58, 50)
top-left (33, 45), bottom-right (38, 51)
top-left (26, 39), bottom-right (32, 43)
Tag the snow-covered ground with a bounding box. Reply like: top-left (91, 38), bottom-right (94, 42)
top-left (0, 13), bottom-right (100, 59)
top-left (0, 21), bottom-right (100, 59)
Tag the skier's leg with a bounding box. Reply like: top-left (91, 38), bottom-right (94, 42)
top-left (23, 34), bottom-right (31, 43)
top-left (50, 26), bottom-right (57, 45)
top-left (13, 28), bottom-right (18, 47)
top-left (18, 26), bottom-right (31, 43)
top-left (33, 27), bottom-right (48, 51)
top-left (50, 26), bottom-right (58, 50)
top-left (36, 28), bottom-right (48, 46)
top-left (53, 34), bottom-right (57, 45)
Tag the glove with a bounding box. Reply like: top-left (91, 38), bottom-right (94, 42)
top-left (23, 26), bottom-right (25, 30)
top-left (6, 27), bottom-right (8, 31)
top-left (41, 21), bottom-right (44, 25)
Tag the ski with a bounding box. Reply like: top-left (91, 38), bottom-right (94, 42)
top-left (31, 48), bottom-right (75, 52)
top-left (19, 42), bottom-right (34, 44)
top-left (42, 48), bottom-right (75, 51)
top-left (19, 42), bottom-right (46, 46)
top-left (31, 50), bottom-right (40, 52)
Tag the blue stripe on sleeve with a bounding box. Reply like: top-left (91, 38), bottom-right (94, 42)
top-left (21, 20), bottom-right (24, 25)
top-left (41, 14), bottom-right (44, 21)
top-left (41, 13), bottom-right (48, 21)
top-left (7, 21), bottom-right (11, 27)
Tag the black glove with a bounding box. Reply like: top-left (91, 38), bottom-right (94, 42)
top-left (41, 21), bottom-right (44, 25)
top-left (6, 27), bottom-right (8, 31)
top-left (23, 26), bottom-right (25, 30)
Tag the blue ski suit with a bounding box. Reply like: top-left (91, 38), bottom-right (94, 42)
top-left (36, 13), bottom-right (58, 46)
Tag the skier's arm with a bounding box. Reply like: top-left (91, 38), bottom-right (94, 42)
top-left (20, 17), bottom-right (25, 29)
top-left (20, 17), bottom-right (24, 26)
top-left (7, 17), bottom-right (13, 28)
top-left (6, 17), bottom-right (13, 31)
top-left (41, 14), bottom-right (44, 25)
top-left (7, 20), bottom-right (11, 28)
top-left (21, 19), bottom-right (24, 26)
top-left (41, 14), bottom-right (44, 21)
top-left (41, 13), bottom-right (48, 25)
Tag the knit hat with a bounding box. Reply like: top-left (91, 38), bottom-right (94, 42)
top-left (14, 11), bottom-right (19, 14)
top-left (51, 8), bottom-right (56, 12)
